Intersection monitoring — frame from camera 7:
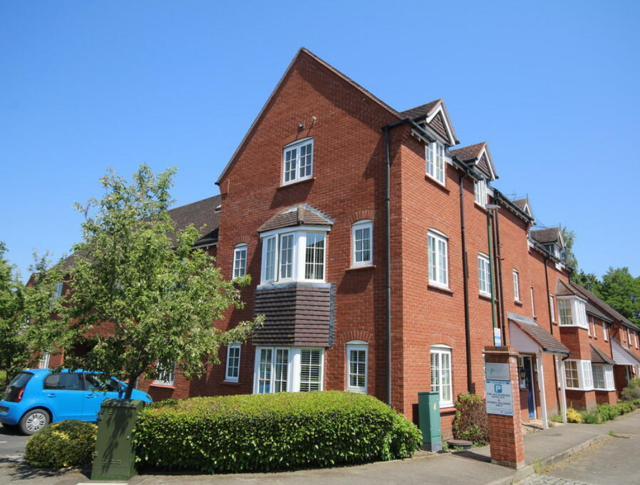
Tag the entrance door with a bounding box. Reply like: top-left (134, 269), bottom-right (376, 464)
top-left (518, 356), bottom-right (536, 419)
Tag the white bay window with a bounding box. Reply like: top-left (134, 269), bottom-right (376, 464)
top-left (260, 228), bottom-right (328, 285)
top-left (558, 297), bottom-right (588, 329)
top-left (592, 364), bottom-right (615, 391)
top-left (564, 359), bottom-right (594, 390)
top-left (254, 347), bottom-right (324, 393)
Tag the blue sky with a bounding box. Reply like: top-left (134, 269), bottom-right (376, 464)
top-left (1, 1), bottom-right (639, 280)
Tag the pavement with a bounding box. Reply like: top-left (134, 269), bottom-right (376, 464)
top-left (1, 410), bottom-right (639, 485)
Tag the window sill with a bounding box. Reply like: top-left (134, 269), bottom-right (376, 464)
top-left (428, 283), bottom-right (453, 295)
top-left (474, 202), bottom-right (487, 211)
top-left (424, 174), bottom-right (449, 192)
top-left (479, 292), bottom-right (492, 301)
top-left (221, 381), bottom-right (241, 387)
top-left (346, 265), bottom-right (376, 272)
top-left (514, 300), bottom-right (523, 306)
top-left (439, 405), bottom-right (456, 413)
top-left (277, 177), bottom-right (316, 190)
top-left (150, 383), bottom-right (175, 389)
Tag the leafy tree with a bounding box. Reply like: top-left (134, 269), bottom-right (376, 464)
top-left (571, 269), bottom-right (601, 293)
top-left (598, 267), bottom-right (640, 326)
top-left (561, 227), bottom-right (578, 269)
top-left (0, 245), bottom-right (63, 386)
top-left (53, 166), bottom-right (262, 399)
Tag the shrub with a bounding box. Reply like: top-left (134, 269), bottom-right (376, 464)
top-left (566, 407), bottom-right (582, 423)
top-left (580, 411), bottom-right (601, 424)
top-left (133, 391), bottom-right (422, 473)
top-left (597, 403), bottom-right (621, 422)
top-left (24, 420), bottom-right (97, 468)
top-left (452, 393), bottom-right (489, 445)
top-left (622, 378), bottom-right (640, 401)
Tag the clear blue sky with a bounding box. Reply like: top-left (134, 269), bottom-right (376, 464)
top-left (1, 1), bottom-right (639, 281)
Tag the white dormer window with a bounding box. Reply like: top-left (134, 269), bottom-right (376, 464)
top-left (474, 179), bottom-right (487, 207)
top-left (260, 228), bottom-right (328, 285)
top-left (283, 138), bottom-right (314, 185)
top-left (558, 297), bottom-right (588, 329)
top-left (426, 141), bottom-right (445, 185)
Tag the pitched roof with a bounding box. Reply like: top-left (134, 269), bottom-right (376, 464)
top-left (585, 301), bottom-right (614, 323)
top-left (216, 48), bottom-right (403, 185)
top-left (508, 313), bottom-right (570, 354)
top-left (449, 142), bottom-right (497, 180)
top-left (530, 227), bottom-right (562, 245)
top-left (570, 282), bottom-right (637, 330)
top-left (512, 199), bottom-right (528, 211)
top-left (257, 204), bottom-right (334, 233)
top-left (400, 99), bottom-right (442, 120)
top-left (590, 344), bottom-right (615, 365)
top-left (556, 279), bottom-right (578, 297)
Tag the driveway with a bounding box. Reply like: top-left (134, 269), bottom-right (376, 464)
top-left (0, 426), bottom-right (29, 460)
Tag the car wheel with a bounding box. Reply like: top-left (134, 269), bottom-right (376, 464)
top-left (19, 408), bottom-right (50, 435)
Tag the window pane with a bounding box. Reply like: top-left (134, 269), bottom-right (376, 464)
top-left (436, 143), bottom-right (445, 183)
top-left (279, 234), bottom-right (294, 279)
top-left (592, 364), bottom-right (605, 389)
top-left (284, 148), bottom-right (297, 182)
top-left (565, 361), bottom-right (579, 388)
top-left (300, 349), bottom-right (322, 392)
top-left (233, 248), bottom-right (247, 278)
top-left (559, 300), bottom-right (573, 325)
top-left (349, 349), bottom-right (367, 389)
top-left (428, 236), bottom-right (437, 282)
top-left (354, 226), bottom-right (371, 264)
top-left (226, 346), bottom-right (240, 380)
top-left (304, 233), bottom-right (325, 280)
top-left (274, 349), bottom-right (289, 393)
top-left (298, 142), bottom-right (313, 178)
top-left (426, 144), bottom-right (434, 177)
top-left (438, 239), bottom-right (447, 285)
top-left (265, 237), bottom-right (276, 281)
top-left (513, 271), bottom-right (520, 301)
top-left (430, 352), bottom-right (440, 393)
top-left (258, 348), bottom-right (273, 394)
top-left (44, 373), bottom-right (83, 391)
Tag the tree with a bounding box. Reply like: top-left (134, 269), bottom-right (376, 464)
top-left (54, 166), bottom-right (262, 399)
top-left (598, 267), bottom-right (640, 326)
top-left (561, 227), bottom-right (578, 270)
top-left (0, 245), bottom-right (63, 386)
top-left (571, 269), bottom-right (601, 293)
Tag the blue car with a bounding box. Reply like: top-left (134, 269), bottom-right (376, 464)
top-left (0, 369), bottom-right (152, 434)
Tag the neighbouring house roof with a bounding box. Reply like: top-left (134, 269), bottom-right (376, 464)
top-left (570, 282), bottom-right (637, 330)
top-left (530, 227), bottom-right (562, 245)
top-left (493, 189), bottom-right (535, 225)
top-left (400, 99), bottom-right (441, 120)
top-left (508, 313), bottom-right (570, 355)
top-left (400, 98), bottom-right (459, 146)
top-left (60, 195), bottom-right (222, 271)
top-left (449, 142), bottom-right (497, 180)
top-left (257, 204), bottom-right (334, 233)
top-left (590, 344), bottom-right (615, 365)
top-left (611, 338), bottom-right (640, 366)
top-left (512, 198), bottom-right (534, 218)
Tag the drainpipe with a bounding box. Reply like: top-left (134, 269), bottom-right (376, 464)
top-left (543, 255), bottom-right (562, 408)
top-left (486, 207), bottom-right (499, 344)
top-left (459, 171), bottom-right (473, 392)
top-left (492, 204), bottom-right (506, 340)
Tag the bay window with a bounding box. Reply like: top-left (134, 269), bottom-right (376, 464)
top-left (430, 346), bottom-right (453, 407)
top-left (564, 359), bottom-right (593, 390)
top-left (592, 364), bottom-right (615, 391)
top-left (558, 297), bottom-right (588, 329)
top-left (260, 229), bottom-right (328, 284)
top-left (254, 347), bottom-right (324, 393)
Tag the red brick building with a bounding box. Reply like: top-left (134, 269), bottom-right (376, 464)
top-left (46, 48), bottom-right (640, 438)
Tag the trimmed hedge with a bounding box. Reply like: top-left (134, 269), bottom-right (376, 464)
top-left (568, 399), bottom-right (640, 425)
top-left (133, 391), bottom-right (422, 473)
top-left (622, 378), bottom-right (640, 400)
top-left (453, 393), bottom-right (489, 444)
top-left (24, 420), bottom-right (97, 468)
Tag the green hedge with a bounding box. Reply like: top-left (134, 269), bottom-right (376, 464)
top-left (133, 391), bottom-right (422, 473)
top-left (24, 421), bottom-right (97, 468)
top-left (453, 393), bottom-right (489, 444)
top-left (578, 398), bottom-right (640, 424)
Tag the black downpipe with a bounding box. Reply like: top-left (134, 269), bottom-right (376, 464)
top-left (543, 255), bottom-right (561, 405)
top-left (493, 208), bottom-right (506, 340)
top-left (459, 172), bottom-right (473, 392)
top-left (383, 126), bottom-right (393, 406)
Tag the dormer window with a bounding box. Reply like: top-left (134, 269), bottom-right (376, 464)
top-left (283, 138), bottom-right (314, 185)
top-left (474, 179), bottom-right (487, 207)
top-left (426, 141), bottom-right (445, 185)
top-left (557, 297), bottom-right (588, 329)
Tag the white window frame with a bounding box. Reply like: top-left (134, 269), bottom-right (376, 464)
top-left (428, 230), bottom-right (449, 289)
top-left (474, 179), bottom-right (487, 207)
top-left (233, 244), bottom-right (248, 278)
top-left (564, 359), bottom-right (594, 391)
top-left (426, 141), bottom-right (446, 186)
top-left (346, 341), bottom-right (368, 394)
top-left (478, 253), bottom-right (491, 297)
top-left (549, 294), bottom-right (556, 323)
top-left (530, 287), bottom-right (536, 317)
top-left (430, 345), bottom-right (453, 408)
top-left (558, 297), bottom-right (588, 329)
top-left (154, 362), bottom-right (175, 386)
top-left (628, 327), bottom-right (633, 348)
top-left (589, 316), bottom-right (597, 338)
top-left (282, 138), bottom-right (314, 185)
top-left (603, 321), bottom-right (609, 341)
top-left (351, 220), bottom-right (373, 267)
top-left (592, 364), bottom-right (615, 391)
top-left (38, 352), bottom-right (50, 369)
top-left (253, 347), bottom-right (324, 394)
top-left (259, 227), bottom-right (329, 285)
top-left (225, 344), bottom-right (241, 383)
top-left (513, 270), bottom-right (520, 302)
top-left (52, 282), bottom-right (63, 302)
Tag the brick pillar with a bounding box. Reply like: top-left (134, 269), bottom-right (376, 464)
top-left (484, 346), bottom-right (525, 469)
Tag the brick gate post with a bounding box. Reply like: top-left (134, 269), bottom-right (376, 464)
top-left (484, 346), bottom-right (525, 469)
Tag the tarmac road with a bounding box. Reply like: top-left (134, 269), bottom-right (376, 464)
top-left (0, 425), bottom-right (29, 460)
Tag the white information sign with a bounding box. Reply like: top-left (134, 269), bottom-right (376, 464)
top-left (485, 380), bottom-right (514, 416)
top-left (485, 363), bottom-right (510, 381)
top-left (493, 327), bottom-right (502, 346)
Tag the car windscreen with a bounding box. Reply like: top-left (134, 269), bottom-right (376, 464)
top-left (3, 372), bottom-right (34, 402)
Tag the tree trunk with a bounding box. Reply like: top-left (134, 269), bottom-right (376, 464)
top-left (124, 374), bottom-right (138, 400)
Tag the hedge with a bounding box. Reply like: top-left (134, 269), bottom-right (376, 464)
top-left (453, 393), bottom-right (489, 444)
top-left (133, 391), bottom-right (422, 473)
top-left (24, 421), bottom-right (97, 468)
top-left (565, 398), bottom-right (640, 425)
